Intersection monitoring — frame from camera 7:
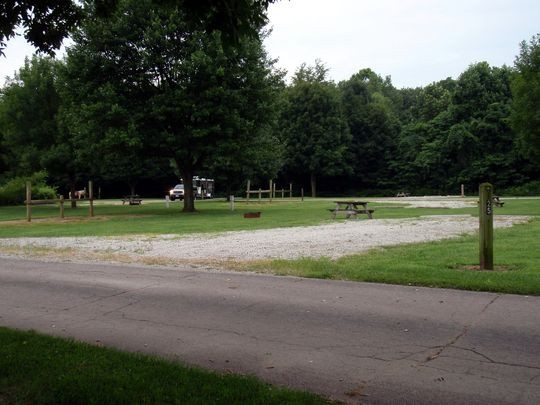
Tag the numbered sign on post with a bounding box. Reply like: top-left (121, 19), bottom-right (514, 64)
top-left (479, 183), bottom-right (494, 270)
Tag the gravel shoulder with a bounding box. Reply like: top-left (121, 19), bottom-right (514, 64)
top-left (0, 215), bottom-right (530, 264)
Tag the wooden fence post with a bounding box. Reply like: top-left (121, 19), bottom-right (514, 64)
top-left (479, 183), bottom-right (494, 270)
top-left (301, 188), bottom-right (304, 202)
top-left (26, 181), bottom-right (32, 222)
top-left (89, 181), bottom-right (94, 217)
top-left (246, 180), bottom-right (251, 204)
top-left (289, 183), bottom-right (292, 200)
top-left (59, 195), bottom-right (65, 218)
top-left (269, 180), bottom-right (273, 203)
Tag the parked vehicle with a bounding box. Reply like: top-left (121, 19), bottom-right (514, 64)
top-left (169, 177), bottom-right (214, 201)
top-left (193, 177), bottom-right (214, 199)
top-left (169, 184), bottom-right (185, 201)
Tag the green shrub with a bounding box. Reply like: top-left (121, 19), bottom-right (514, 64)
top-left (502, 180), bottom-right (540, 196)
top-left (0, 172), bottom-right (57, 205)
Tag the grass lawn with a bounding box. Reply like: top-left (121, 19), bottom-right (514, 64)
top-left (0, 327), bottom-right (330, 404)
top-left (0, 196), bottom-right (539, 295)
top-left (248, 218), bottom-right (540, 295)
top-left (2, 196), bottom-right (538, 238)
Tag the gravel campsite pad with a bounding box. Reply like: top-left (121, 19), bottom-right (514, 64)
top-left (0, 215), bottom-right (530, 263)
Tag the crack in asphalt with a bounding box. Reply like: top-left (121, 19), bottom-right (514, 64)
top-left (101, 299), bottom-right (142, 316)
top-left (62, 282), bottom-right (162, 311)
top-left (452, 346), bottom-right (540, 372)
top-left (480, 294), bottom-right (501, 313)
top-left (424, 295), bottom-right (502, 363)
top-left (107, 314), bottom-right (426, 366)
top-left (424, 326), bottom-right (469, 362)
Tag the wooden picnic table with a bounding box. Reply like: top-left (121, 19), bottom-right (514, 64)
top-left (476, 195), bottom-right (505, 207)
top-left (122, 195), bottom-right (142, 205)
top-left (492, 195), bottom-right (505, 207)
top-left (329, 201), bottom-right (374, 219)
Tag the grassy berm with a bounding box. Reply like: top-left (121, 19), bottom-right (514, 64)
top-left (0, 327), bottom-right (331, 404)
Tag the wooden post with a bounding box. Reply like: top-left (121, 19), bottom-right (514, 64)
top-left (479, 183), bottom-right (494, 270)
top-left (289, 183), bottom-right (292, 200)
top-left (59, 195), bottom-right (65, 218)
top-left (230, 195), bottom-right (235, 211)
top-left (89, 181), bottom-right (94, 217)
top-left (26, 181), bottom-right (32, 222)
top-left (246, 180), bottom-right (251, 204)
top-left (269, 180), bottom-right (273, 203)
top-left (301, 188), bottom-right (304, 202)
top-left (281, 188), bottom-right (284, 199)
top-left (461, 184), bottom-right (465, 197)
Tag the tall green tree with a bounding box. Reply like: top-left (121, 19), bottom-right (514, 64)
top-left (63, 0), bottom-right (279, 211)
top-left (281, 61), bottom-right (350, 197)
top-left (0, 0), bottom-right (276, 56)
top-left (0, 0), bottom-right (81, 55)
top-left (447, 63), bottom-right (519, 190)
top-left (340, 69), bottom-right (400, 192)
top-left (0, 56), bottom-right (61, 176)
top-left (394, 63), bottom-right (523, 194)
top-left (0, 56), bottom-right (85, 205)
top-left (511, 33), bottom-right (540, 160)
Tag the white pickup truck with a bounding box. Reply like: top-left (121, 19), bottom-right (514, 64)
top-left (168, 184), bottom-right (185, 201)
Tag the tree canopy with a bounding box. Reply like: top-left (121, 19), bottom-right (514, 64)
top-left (1, 20), bottom-right (538, 200)
top-left (511, 33), bottom-right (540, 160)
top-left (0, 0), bottom-right (277, 56)
top-left (61, 0), bottom-right (280, 211)
top-left (280, 61), bottom-right (351, 197)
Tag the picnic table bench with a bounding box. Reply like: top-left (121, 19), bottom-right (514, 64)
top-left (396, 192), bottom-right (410, 197)
top-left (329, 201), bottom-right (374, 219)
top-left (492, 195), bottom-right (504, 207)
top-left (476, 195), bottom-right (504, 207)
top-left (122, 195), bottom-right (142, 205)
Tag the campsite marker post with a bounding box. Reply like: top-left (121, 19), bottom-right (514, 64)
top-left (26, 181), bottom-right (32, 222)
top-left (479, 183), bottom-right (494, 270)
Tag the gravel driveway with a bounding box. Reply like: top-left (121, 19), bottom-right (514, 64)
top-left (0, 215), bottom-right (529, 263)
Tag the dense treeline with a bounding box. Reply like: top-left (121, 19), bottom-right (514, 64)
top-left (0, 3), bottom-right (539, 208)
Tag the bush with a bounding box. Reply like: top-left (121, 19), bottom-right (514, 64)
top-left (501, 180), bottom-right (540, 196)
top-left (0, 172), bottom-right (57, 205)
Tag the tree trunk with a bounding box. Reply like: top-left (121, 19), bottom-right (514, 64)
top-left (310, 172), bottom-right (317, 198)
top-left (180, 166), bottom-right (195, 212)
top-left (69, 182), bottom-right (77, 208)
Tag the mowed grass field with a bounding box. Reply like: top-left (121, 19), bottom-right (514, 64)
top-left (0, 196), bottom-right (538, 237)
top-left (0, 197), bottom-right (539, 295)
top-left (0, 196), bottom-right (539, 295)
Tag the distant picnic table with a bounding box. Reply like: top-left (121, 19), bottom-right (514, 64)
top-left (329, 201), bottom-right (374, 219)
top-left (476, 195), bottom-right (505, 207)
top-left (122, 195), bottom-right (142, 205)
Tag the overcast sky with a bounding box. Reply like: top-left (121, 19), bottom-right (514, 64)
top-left (264, 0), bottom-right (540, 88)
top-left (1, 0), bottom-right (539, 88)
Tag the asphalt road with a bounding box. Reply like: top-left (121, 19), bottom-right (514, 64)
top-left (1, 257), bottom-right (539, 404)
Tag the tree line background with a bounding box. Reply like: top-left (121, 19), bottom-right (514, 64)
top-left (1, 1), bottom-right (539, 211)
